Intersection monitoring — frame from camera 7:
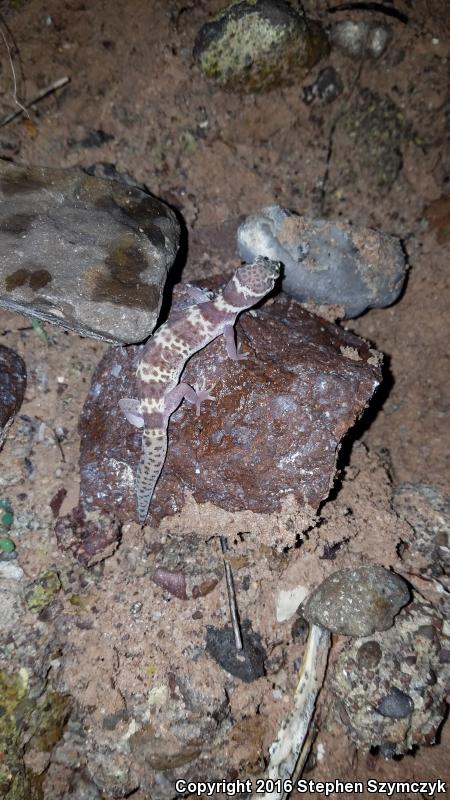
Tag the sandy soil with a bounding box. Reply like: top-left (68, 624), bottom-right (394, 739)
top-left (0, 0), bottom-right (449, 797)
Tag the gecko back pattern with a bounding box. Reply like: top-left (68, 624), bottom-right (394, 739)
top-left (120, 257), bottom-right (280, 524)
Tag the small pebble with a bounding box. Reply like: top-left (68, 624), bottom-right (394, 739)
top-left (0, 536), bottom-right (16, 553)
top-left (0, 561), bottom-right (24, 580)
top-left (303, 66), bottom-right (343, 105)
top-left (377, 688), bottom-right (414, 719)
top-left (330, 20), bottom-right (392, 60)
top-left (357, 640), bottom-right (382, 669)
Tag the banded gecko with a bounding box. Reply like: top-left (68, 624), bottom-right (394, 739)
top-left (120, 257), bottom-right (280, 524)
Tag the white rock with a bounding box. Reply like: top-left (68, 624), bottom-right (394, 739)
top-left (276, 585), bottom-right (309, 622)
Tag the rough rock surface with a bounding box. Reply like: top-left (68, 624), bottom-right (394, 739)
top-left (0, 161), bottom-right (180, 344)
top-left (394, 482), bottom-right (450, 620)
top-left (55, 506), bottom-right (122, 567)
top-left (238, 206), bottom-right (407, 318)
top-left (69, 292), bottom-right (381, 540)
top-left (193, 0), bottom-right (329, 93)
top-left (0, 345), bottom-right (26, 448)
top-left (394, 483), bottom-right (450, 578)
top-left (302, 566), bottom-right (410, 636)
top-left (339, 89), bottom-right (404, 192)
top-left (148, 531), bottom-right (224, 600)
top-left (332, 596), bottom-right (450, 755)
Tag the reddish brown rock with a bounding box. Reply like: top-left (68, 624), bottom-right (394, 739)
top-left (0, 344), bottom-right (26, 447)
top-left (55, 505), bottom-right (121, 567)
top-left (74, 293), bottom-right (381, 527)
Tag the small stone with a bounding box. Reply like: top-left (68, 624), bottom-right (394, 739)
top-left (0, 561), bottom-right (24, 580)
top-left (377, 688), bottom-right (414, 719)
top-left (0, 161), bottom-right (180, 344)
top-left (291, 615), bottom-right (309, 645)
top-left (357, 640), bottom-right (382, 669)
top-left (25, 569), bottom-right (61, 613)
top-left (0, 345), bottom-right (26, 448)
top-left (78, 129), bottom-right (114, 148)
top-left (193, 0), bottom-right (329, 93)
top-left (1, 512), bottom-right (14, 527)
top-left (330, 20), bottom-right (392, 60)
top-left (302, 566), bottom-right (410, 636)
top-left (238, 206), bottom-right (407, 318)
top-left (303, 66), bottom-right (343, 105)
top-left (0, 537), bottom-right (15, 553)
top-left (206, 621), bottom-right (266, 682)
top-left (276, 585), bottom-right (308, 622)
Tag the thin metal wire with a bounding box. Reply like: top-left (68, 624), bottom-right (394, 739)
top-left (220, 536), bottom-right (243, 651)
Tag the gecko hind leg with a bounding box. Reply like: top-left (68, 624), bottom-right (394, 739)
top-left (164, 380), bottom-right (216, 417)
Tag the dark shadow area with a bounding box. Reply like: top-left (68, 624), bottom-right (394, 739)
top-left (320, 348), bottom-right (394, 507)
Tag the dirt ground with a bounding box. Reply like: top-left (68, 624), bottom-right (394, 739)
top-left (0, 0), bottom-right (449, 798)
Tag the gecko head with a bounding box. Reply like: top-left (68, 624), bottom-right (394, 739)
top-left (234, 257), bottom-right (281, 300)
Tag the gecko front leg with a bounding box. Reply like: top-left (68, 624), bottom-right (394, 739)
top-left (223, 323), bottom-right (249, 361)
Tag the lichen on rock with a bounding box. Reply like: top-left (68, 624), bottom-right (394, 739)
top-left (193, 0), bottom-right (329, 92)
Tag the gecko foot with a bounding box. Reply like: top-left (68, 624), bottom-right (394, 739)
top-left (192, 378), bottom-right (216, 416)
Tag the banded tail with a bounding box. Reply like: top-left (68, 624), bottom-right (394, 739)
top-left (136, 427), bottom-right (168, 524)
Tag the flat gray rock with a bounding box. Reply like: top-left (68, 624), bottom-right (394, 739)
top-left (0, 162), bottom-right (180, 344)
top-left (302, 566), bottom-right (410, 637)
top-left (237, 206), bottom-right (407, 318)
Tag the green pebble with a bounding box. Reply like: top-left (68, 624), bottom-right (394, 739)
top-left (0, 537), bottom-right (15, 553)
top-left (0, 512), bottom-right (13, 527)
top-left (0, 499), bottom-right (12, 510)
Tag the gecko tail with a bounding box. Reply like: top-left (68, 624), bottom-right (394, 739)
top-left (136, 427), bottom-right (168, 525)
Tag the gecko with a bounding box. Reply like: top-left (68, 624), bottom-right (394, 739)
top-left (119, 256), bottom-right (281, 524)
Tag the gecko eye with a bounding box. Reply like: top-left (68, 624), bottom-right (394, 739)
top-left (236, 257), bottom-right (281, 295)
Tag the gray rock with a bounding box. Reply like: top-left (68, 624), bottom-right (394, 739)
top-left (193, 0), bottom-right (329, 93)
top-left (302, 566), bottom-right (410, 636)
top-left (393, 483), bottom-right (450, 574)
top-left (377, 688), bottom-right (414, 719)
top-left (0, 345), bottom-right (26, 448)
top-left (237, 206), bottom-right (407, 318)
top-left (0, 161), bottom-right (180, 344)
top-left (330, 20), bottom-right (392, 60)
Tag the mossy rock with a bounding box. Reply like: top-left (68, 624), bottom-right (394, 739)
top-left (0, 670), bottom-right (71, 800)
top-left (24, 569), bottom-right (61, 614)
top-left (193, 0), bottom-right (329, 92)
